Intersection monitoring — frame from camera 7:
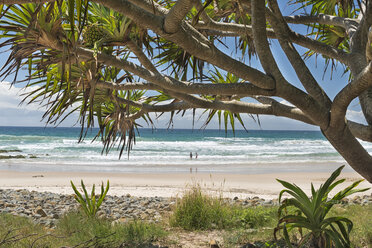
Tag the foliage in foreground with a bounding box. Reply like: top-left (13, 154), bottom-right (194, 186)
top-left (57, 211), bottom-right (166, 247)
top-left (70, 179), bottom-right (110, 218)
top-left (0, 211), bottom-right (166, 248)
top-left (0, 203), bottom-right (371, 247)
top-left (223, 204), bottom-right (372, 248)
top-left (275, 165), bottom-right (370, 248)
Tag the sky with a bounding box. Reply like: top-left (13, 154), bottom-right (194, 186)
top-left (0, 1), bottom-right (367, 130)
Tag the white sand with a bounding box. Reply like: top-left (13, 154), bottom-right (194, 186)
top-left (0, 169), bottom-right (371, 199)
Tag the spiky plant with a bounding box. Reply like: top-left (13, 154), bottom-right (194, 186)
top-left (275, 165), bottom-right (370, 247)
top-left (0, 2), bottom-right (154, 158)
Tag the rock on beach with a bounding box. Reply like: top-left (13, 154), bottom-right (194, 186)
top-left (0, 189), bottom-right (371, 228)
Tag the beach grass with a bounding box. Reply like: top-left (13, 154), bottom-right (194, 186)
top-left (0, 212), bottom-right (75, 247)
top-left (0, 211), bottom-right (166, 248)
top-left (56, 211), bottom-right (167, 247)
top-left (330, 204), bottom-right (372, 247)
top-left (169, 184), bottom-right (231, 230)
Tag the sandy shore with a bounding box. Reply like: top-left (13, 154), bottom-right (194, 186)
top-left (0, 169), bottom-right (371, 199)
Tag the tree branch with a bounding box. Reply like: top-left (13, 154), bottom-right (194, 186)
top-left (347, 120), bottom-right (372, 142)
top-left (126, 40), bottom-right (159, 73)
top-left (289, 31), bottom-right (350, 65)
top-left (194, 20), bottom-right (276, 38)
top-left (76, 47), bottom-right (275, 97)
top-left (95, 78), bottom-right (275, 97)
top-left (251, 0), bottom-right (281, 80)
top-left (349, 1), bottom-right (372, 54)
top-left (164, 0), bottom-right (195, 34)
top-left (255, 96), bottom-right (314, 125)
top-left (284, 14), bottom-right (359, 36)
top-left (194, 20), bottom-right (349, 65)
top-left (127, 0), bottom-right (168, 15)
top-left (114, 92), bottom-right (315, 128)
top-left (94, 0), bottom-right (276, 89)
top-left (331, 62), bottom-right (372, 127)
top-left (95, 81), bottom-right (161, 91)
top-left (267, 0), bottom-right (332, 110)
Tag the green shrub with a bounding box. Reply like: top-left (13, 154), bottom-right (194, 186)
top-left (170, 184), bottom-right (231, 230)
top-left (275, 165), bottom-right (370, 248)
top-left (70, 179), bottom-right (109, 218)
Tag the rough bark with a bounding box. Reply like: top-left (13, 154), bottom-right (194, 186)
top-left (323, 124), bottom-right (372, 182)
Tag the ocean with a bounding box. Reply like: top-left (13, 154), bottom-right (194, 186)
top-left (0, 126), bottom-right (369, 173)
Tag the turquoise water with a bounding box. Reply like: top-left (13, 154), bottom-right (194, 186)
top-left (0, 126), bottom-right (367, 173)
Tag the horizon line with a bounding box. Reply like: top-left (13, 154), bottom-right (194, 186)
top-left (0, 125), bottom-right (320, 132)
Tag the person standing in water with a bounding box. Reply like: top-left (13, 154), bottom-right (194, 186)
top-left (190, 152), bottom-right (192, 159)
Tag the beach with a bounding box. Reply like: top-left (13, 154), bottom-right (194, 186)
top-left (1, 168), bottom-right (371, 199)
top-left (1, 127), bottom-right (372, 198)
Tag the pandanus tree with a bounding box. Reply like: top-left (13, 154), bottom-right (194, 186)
top-left (1, 0), bottom-right (372, 182)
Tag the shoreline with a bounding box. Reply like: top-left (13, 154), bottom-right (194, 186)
top-left (0, 169), bottom-right (371, 199)
top-left (0, 161), bottom-right (354, 174)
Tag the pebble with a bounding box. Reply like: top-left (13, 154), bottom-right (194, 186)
top-left (0, 189), bottom-right (370, 228)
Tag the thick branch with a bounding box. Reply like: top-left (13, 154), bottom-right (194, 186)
top-left (164, 0), bottom-right (194, 34)
top-left (94, 0), bottom-right (276, 89)
top-left (194, 21), bottom-right (276, 38)
top-left (126, 40), bottom-right (158, 73)
top-left (168, 91), bottom-right (278, 115)
top-left (115, 91), bottom-right (316, 127)
top-left (127, 0), bottom-right (169, 15)
top-left (255, 96), bottom-right (315, 125)
top-left (347, 120), bottom-right (372, 142)
top-left (95, 81), bottom-right (162, 91)
top-left (349, 1), bottom-right (372, 54)
top-left (249, 0), bottom-right (328, 127)
top-left (114, 92), bottom-right (315, 127)
top-left (76, 47), bottom-right (275, 97)
top-left (323, 122), bottom-right (372, 183)
top-left (194, 20), bottom-right (349, 65)
top-left (331, 62), bottom-right (372, 127)
top-left (284, 14), bottom-right (359, 37)
top-left (267, 0), bottom-right (332, 110)
top-left (114, 97), bottom-right (144, 108)
top-left (95, 78), bottom-right (274, 96)
top-left (251, 0), bottom-right (281, 80)
top-left (289, 31), bottom-right (350, 65)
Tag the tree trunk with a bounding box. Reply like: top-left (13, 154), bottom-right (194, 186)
top-left (322, 124), bottom-right (372, 183)
top-left (359, 89), bottom-right (372, 125)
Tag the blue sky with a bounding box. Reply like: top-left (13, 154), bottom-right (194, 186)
top-left (0, 2), bottom-right (367, 130)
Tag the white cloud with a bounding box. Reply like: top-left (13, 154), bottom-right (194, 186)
top-left (0, 82), bottom-right (78, 127)
top-left (0, 81), bottom-right (45, 111)
top-left (346, 109), bottom-right (367, 124)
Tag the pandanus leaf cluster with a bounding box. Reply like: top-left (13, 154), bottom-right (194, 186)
top-left (275, 165), bottom-right (369, 248)
top-left (70, 180), bottom-right (110, 218)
